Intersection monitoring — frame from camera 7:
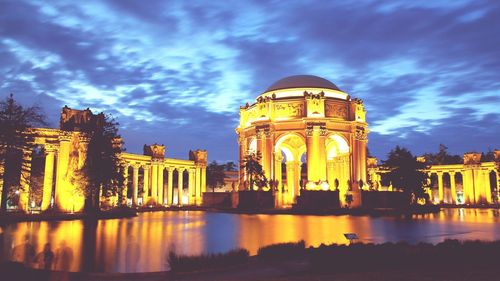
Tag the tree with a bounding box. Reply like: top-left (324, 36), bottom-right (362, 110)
top-left (206, 161), bottom-right (226, 192)
top-left (78, 114), bottom-right (125, 213)
top-left (242, 152), bottom-right (268, 191)
top-left (0, 94), bottom-right (46, 212)
top-left (224, 161), bottom-right (237, 172)
top-left (383, 146), bottom-right (428, 205)
top-left (423, 144), bottom-right (462, 165)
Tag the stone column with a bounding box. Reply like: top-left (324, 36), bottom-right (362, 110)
top-left (285, 161), bottom-right (296, 203)
top-left (158, 166), bottom-right (164, 205)
top-left (274, 153), bottom-right (283, 205)
top-left (263, 129), bottom-right (273, 180)
top-left (484, 169), bottom-right (492, 204)
top-left (327, 160), bottom-right (335, 191)
top-left (437, 172), bottom-right (444, 203)
top-left (195, 166), bottom-right (201, 205)
top-left (201, 165), bottom-right (206, 195)
top-left (449, 172), bottom-right (457, 204)
top-left (188, 169), bottom-right (195, 205)
top-left (177, 168), bottom-right (185, 205)
top-left (41, 145), bottom-right (56, 211)
top-left (143, 166), bottom-right (150, 203)
top-left (19, 149), bottom-right (32, 212)
top-left (306, 125), bottom-right (322, 182)
top-left (0, 158), bottom-right (4, 205)
top-left (55, 132), bottom-right (72, 211)
top-left (132, 165), bottom-right (139, 206)
top-left (358, 138), bottom-right (367, 189)
top-left (167, 167), bottom-right (174, 205)
top-left (151, 163), bottom-right (158, 204)
top-left (122, 165), bottom-right (129, 205)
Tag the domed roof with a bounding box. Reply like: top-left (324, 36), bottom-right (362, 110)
top-left (265, 75), bottom-right (341, 92)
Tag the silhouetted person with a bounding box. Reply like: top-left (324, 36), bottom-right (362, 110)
top-left (125, 236), bottom-right (140, 272)
top-left (11, 234), bottom-right (35, 266)
top-left (35, 243), bottom-right (54, 270)
top-left (54, 240), bottom-right (73, 271)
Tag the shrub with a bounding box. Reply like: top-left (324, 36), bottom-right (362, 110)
top-left (168, 248), bottom-right (249, 272)
top-left (257, 240), bottom-right (306, 260)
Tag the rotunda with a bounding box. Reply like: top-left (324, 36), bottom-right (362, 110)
top-left (236, 75), bottom-right (368, 207)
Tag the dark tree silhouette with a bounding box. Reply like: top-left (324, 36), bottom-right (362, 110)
top-left (383, 146), bottom-right (428, 204)
top-left (423, 144), bottom-right (462, 165)
top-left (206, 161), bottom-right (226, 192)
top-left (0, 94), bottom-right (46, 212)
top-left (224, 161), bottom-right (237, 172)
top-left (242, 152), bottom-right (267, 190)
top-left (78, 114), bottom-right (125, 213)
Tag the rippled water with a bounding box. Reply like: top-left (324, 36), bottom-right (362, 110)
top-left (1, 208), bottom-right (500, 273)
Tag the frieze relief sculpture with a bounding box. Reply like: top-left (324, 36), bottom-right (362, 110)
top-left (274, 103), bottom-right (304, 117)
top-left (325, 103), bottom-right (347, 119)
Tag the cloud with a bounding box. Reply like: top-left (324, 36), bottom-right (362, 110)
top-left (0, 0), bottom-right (499, 162)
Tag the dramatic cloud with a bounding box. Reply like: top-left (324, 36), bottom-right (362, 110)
top-left (1, 0), bottom-right (499, 161)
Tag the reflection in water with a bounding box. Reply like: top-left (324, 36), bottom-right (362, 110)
top-left (1, 208), bottom-right (500, 273)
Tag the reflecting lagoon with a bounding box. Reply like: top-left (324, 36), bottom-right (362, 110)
top-left (2, 208), bottom-right (500, 273)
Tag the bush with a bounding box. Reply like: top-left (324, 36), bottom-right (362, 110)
top-left (257, 240), bottom-right (306, 260)
top-left (168, 248), bottom-right (249, 272)
top-left (309, 239), bottom-right (500, 273)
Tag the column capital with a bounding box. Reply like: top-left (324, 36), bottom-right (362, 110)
top-left (44, 144), bottom-right (58, 154)
top-left (177, 167), bottom-right (186, 172)
top-left (132, 164), bottom-right (140, 170)
top-left (167, 167), bottom-right (175, 173)
top-left (355, 126), bottom-right (368, 141)
top-left (78, 134), bottom-right (92, 144)
top-left (59, 131), bottom-right (73, 142)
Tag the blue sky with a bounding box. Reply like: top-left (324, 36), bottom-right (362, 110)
top-left (1, 0), bottom-right (499, 162)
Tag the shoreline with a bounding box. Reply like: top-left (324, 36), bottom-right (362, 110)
top-left (1, 204), bottom-right (498, 225)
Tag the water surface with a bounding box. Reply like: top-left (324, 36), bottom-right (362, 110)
top-left (1, 208), bottom-right (500, 272)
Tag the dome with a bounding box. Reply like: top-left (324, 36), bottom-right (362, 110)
top-left (265, 75), bottom-right (341, 92)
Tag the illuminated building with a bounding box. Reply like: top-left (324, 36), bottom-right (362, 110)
top-left (236, 75), bottom-right (368, 207)
top-left (368, 150), bottom-right (500, 205)
top-left (0, 106), bottom-right (207, 213)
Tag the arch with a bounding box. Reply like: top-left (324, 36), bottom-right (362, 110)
top-left (489, 170), bottom-right (497, 203)
top-left (326, 134), bottom-right (350, 159)
top-left (273, 132), bottom-right (306, 206)
top-left (248, 137), bottom-right (257, 154)
top-left (275, 132), bottom-right (306, 149)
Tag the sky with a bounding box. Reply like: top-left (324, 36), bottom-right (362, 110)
top-left (1, 0), bottom-right (499, 163)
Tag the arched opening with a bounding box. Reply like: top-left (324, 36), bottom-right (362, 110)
top-left (455, 172), bottom-right (464, 204)
top-left (489, 171), bottom-right (498, 204)
top-left (138, 167), bottom-right (145, 206)
top-left (126, 166), bottom-right (134, 204)
top-left (325, 134), bottom-right (350, 205)
top-left (28, 145), bottom-right (45, 210)
top-left (429, 173), bottom-right (438, 203)
top-left (274, 133), bottom-right (306, 205)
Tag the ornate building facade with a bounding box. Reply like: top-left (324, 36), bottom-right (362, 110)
top-left (236, 75), bottom-right (368, 207)
top-left (0, 106), bottom-right (207, 213)
top-left (368, 151), bottom-right (500, 205)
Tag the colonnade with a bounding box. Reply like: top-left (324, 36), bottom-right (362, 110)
top-left (121, 155), bottom-right (207, 207)
top-left (0, 128), bottom-right (207, 213)
top-left (428, 166), bottom-right (498, 205)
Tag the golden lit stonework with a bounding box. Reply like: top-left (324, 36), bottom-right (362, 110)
top-left (3, 107), bottom-right (207, 213)
top-left (236, 75), bottom-right (369, 207)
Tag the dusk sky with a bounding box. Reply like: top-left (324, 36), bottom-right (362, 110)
top-left (1, 0), bottom-right (499, 163)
